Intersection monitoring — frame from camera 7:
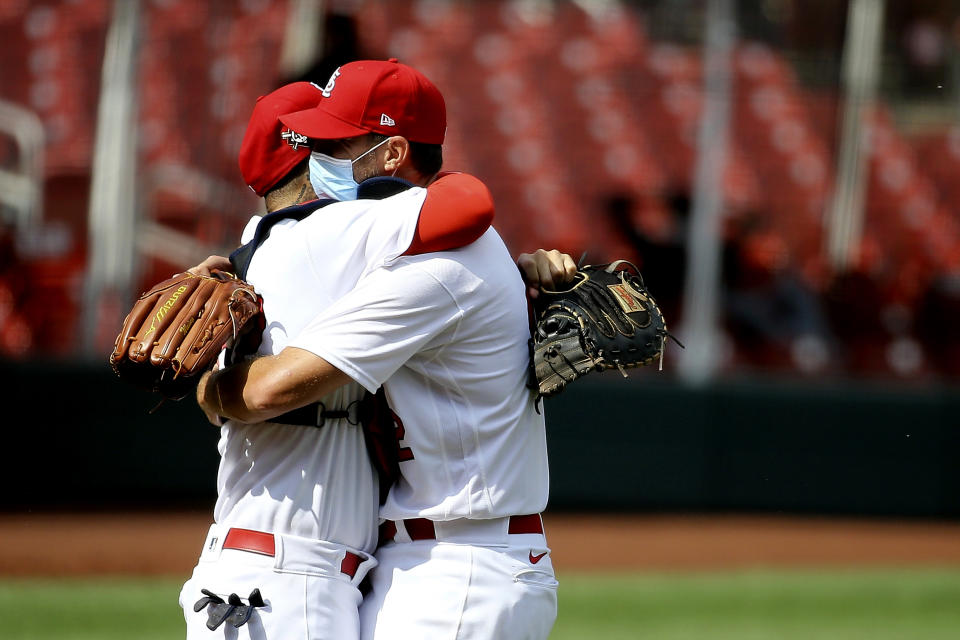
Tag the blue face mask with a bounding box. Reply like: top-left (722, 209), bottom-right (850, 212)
top-left (309, 152), bottom-right (357, 201)
top-left (308, 138), bottom-right (390, 201)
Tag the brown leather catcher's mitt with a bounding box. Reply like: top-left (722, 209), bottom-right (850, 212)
top-left (109, 270), bottom-right (262, 400)
top-left (529, 260), bottom-right (680, 398)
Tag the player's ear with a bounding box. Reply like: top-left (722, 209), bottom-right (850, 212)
top-left (382, 136), bottom-right (410, 175)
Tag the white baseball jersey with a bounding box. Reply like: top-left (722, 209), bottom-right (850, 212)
top-left (212, 187), bottom-right (428, 551)
top-left (289, 228), bottom-right (550, 521)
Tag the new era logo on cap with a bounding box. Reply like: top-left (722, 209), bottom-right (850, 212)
top-left (380, 113), bottom-right (396, 127)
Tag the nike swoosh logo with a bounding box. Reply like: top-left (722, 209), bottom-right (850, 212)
top-left (529, 551), bottom-right (548, 564)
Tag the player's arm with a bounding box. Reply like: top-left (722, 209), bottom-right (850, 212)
top-left (198, 263), bottom-right (457, 423)
top-left (196, 248), bottom-right (576, 422)
top-left (197, 348), bottom-right (349, 424)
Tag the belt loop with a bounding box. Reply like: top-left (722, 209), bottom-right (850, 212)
top-left (404, 518), bottom-right (436, 541)
top-left (340, 551), bottom-right (362, 578)
top-left (378, 521), bottom-right (397, 547)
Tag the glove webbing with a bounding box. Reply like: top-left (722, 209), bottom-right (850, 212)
top-left (573, 278), bottom-right (637, 338)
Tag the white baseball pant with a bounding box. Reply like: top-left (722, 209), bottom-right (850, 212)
top-left (360, 515), bottom-right (558, 640)
top-left (180, 524), bottom-right (376, 640)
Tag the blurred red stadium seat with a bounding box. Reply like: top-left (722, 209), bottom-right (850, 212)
top-left (0, 0), bottom-right (954, 377)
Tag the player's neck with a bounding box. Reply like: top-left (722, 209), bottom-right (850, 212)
top-left (265, 179), bottom-right (316, 213)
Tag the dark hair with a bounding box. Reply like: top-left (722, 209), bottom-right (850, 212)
top-left (408, 141), bottom-right (443, 176)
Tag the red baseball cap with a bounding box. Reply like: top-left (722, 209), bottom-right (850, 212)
top-left (238, 82), bottom-right (323, 196)
top-left (279, 59), bottom-right (446, 145)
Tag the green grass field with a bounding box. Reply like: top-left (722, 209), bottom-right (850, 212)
top-left (2, 569), bottom-right (959, 639)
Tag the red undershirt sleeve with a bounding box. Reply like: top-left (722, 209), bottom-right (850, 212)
top-left (405, 172), bottom-right (494, 256)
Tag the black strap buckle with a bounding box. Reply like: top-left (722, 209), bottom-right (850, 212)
top-left (319, 399), bottom-right (362, 427)
top-left (272, 399), bottom-right (362, 427)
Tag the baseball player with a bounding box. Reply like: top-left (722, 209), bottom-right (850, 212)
top-left (198, 60), bottom-right (567, 640)
top-left (179, 80), bottom-right (510, 639)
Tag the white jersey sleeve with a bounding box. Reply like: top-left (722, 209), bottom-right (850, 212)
top-left (289, 261), bottom-right (462, 393)
top-left (359, 189), bottom-right (424, 270)
top-left (246, 189), bottom-right (427, 355)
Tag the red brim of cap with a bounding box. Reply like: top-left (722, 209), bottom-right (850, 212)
top-left (280, 107), bottom-right (371, 140)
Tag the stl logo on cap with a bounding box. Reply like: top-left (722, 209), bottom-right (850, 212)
top-left (279, 59), bottom-right (447, 144)
top-left (321, 68), bottom-right (341, 98)
top-left (281, 129), bottom-right (308, 150)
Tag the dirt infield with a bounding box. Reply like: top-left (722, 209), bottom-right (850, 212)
top-left (1, 511), bottom-right (958, 577)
